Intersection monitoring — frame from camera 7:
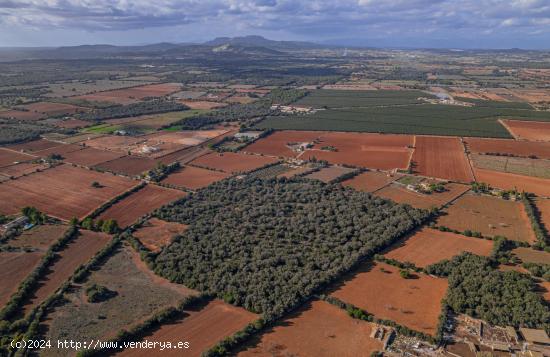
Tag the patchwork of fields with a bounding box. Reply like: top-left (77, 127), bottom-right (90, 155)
top-left (2, 59), bottom-right (550, 357)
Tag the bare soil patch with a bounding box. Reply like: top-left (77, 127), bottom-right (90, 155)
top-left (412, 136), bottom-right (473, 183)
top-left (465, 137), bottom-right (550, 160)
top-left (98, 184), bottom-right (186, 228)
top-left (502, 120), bottom-right (550, 142)
top-left (162, 165), bottom-right (230, 190)
top-left (61, 147), bottom-right (125, 167)
top-left (116, 300), bottom-right (257, 357)
top-left (473, 167), bottom-right (550, 197)
top-left (385, 227), bottom-right (493, 267)
top-left (342, 170), bottom-right (400, 193)
top-left (330, 262), bottom-right (448, 336)
top-left (0, 148), bottom-right (35, 168)
top-left (0, 164), bottom-right (138, 220)
top-left (238, 300), bottom-right (383, 357)
top-left (133, 218), bottom-right (188, 252)
top-left (0, 109), bottom-right (45, 121)
top-left (8, 139), bottom-right (64, 153)
top-left (16, 102), bottom-right (88, 116)
top-left (0, 162), bottom-right (49, 179)
top-left (304, 166), bottom-right (355, 183)
top-left (21, 230), bottom-right (110, 315)
top-left (512, 247), bottom-right (550, 265)
top-left (0, 251), bottom-right (43, 308)
top-left (436, 193), bottom-right (536, 243)
top-left (95, 155), bottom-right (158, 176)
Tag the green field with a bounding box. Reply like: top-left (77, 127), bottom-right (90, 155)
top-left (294, 89), bottom-right (429, 108)
top-left (256, 102), bottom-right (550, 138)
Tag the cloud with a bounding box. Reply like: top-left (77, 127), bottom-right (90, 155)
top-left (0, 0), bottom-right (548, 46)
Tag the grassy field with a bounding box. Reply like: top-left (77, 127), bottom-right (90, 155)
top-left (82, 110), bottom-right (206, 134)
top-left (256, 102), bottom-right (550, 137)
top-left (294, 89), bottom-right (429, 108)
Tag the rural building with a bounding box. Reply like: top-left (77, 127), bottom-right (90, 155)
top-left (2, 216), bottom-right (29, 231)
top-left (235, 131), bottom-right (262, 141)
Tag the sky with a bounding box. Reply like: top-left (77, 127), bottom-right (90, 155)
top-left (0, 0), bottom-right (549, 49)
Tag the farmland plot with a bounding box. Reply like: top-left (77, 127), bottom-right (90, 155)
top-left (238, 300), bottom-right (383, 357)
top-left (412, 136), bottom-right (473, 182)
top-left (21, 230), bottom-right (110, 315)
top-left (385, 228), bottom-right (493, 267)
top-left (436, 193), bottom-right (536, 243)
top-left (97, 184), bottom-right (186, 228)
top-left (133, 218), bottom-right (188, 252)
top-left (189, 152), bottom-right (278, 174)
top-left (161, 166), bottom-right (231, 190)
top-left (42, 246), bottom-right (197, 357)
top-left (0, 164), bottom-right (138, 220)
top-left (115, 300), bottom-right (256, 357)
top-left (330, 262), bottom-right (448, 336)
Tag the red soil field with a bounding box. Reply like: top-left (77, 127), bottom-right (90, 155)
top-left (53, 118), bottom-right (91, 129)
top-left (21, 230), bottom-right (110, 315)
top-left (34, 143), bottom-right (84, 158)
top-left (158, 146), bottom-right (212, 166)
top-left (8, 139), bottom-right (64, 153)
top-left (331, 262), bottom-right (448, 336)
top-left (96, 155), bottom-right (158, 176)
top-left (61, 147), bottom-right (125, 167)
top-left (304, 166), bottom-right (356, 183)
top-left (412, 136), bottom-right (473, 182)
top-left (162, 165), bottom-right (231, 190)
top-left (98, 184), bottom-right (186, 228)
top-left (0, 162), bottom-right (49, 179)
top-left (246, 131), bottom-right (414, 170)
top-left (245, 130), bottom-right (323, 157)
top-left (0, 164), bottom-right (138, 220)
top-left (385, 228), bottom-right (493, 267)
top-left (535, 198), bottom-right (550, 233)
top-left (238, 300), bottom-right (383, 357)
top-left (17, 102), bottom-right (87, 116)
top-left (0, 148), bottom-right (35, 167)
top-left (179, 100), bottom-right (228, 110)
top-left (437, 193), bottom-right (536, 243)
top-left (303, 132), bottom-right (414, 170)
top-left (190, 152), bottom-right (279, 174)
top-left (375, 182), bottom-right (470, 209)
top-left (501, 120), bottom-right (550, 142)
top-left (133, 218), bottom-right (188, 252)
top-left (0, 252), bottom-right (43, 308)
top-left (0, 109), bottom-right (45, 121)
top-left (512, 247), bottom-right (550, 265)
top-left (343, 170), bottom-right (400, 193)
top-left (465, 137), bottom-right (550, 159)
top-left (7, 224), bottom-right (68, 251)
top-left (83, 135), bottom-right (142, 152)
top-left (116, 300), bottom-right (257, 357)
top-left (473, 167), bottom-right (550, 197)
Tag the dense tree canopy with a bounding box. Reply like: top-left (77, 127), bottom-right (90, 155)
top-left (426, 253), bottom-right (549, 329)
top-left (154, 178), bottom-right (428, 317)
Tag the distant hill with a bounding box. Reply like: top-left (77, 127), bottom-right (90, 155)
top-left (204, 35), bottom-right (325, 50)
top-left (0, 36), bottom-right (327, 61)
